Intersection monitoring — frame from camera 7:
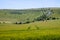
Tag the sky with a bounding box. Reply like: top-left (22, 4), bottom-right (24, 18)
top-left (0, 0), bottom-right (60, 9)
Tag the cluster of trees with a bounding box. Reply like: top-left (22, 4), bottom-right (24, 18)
top-left (15, 20), bottom-right (35, 24)
top-left (36, 16), bottom-right (59, 21)
top-left (15, 17), bottom-right (59, 25)
top-left (15, 9), bottom-right (60, 24)
top-left (36, 9), bottom-right (60, 21)
top-left (36, 8), bottom-right (60, 21)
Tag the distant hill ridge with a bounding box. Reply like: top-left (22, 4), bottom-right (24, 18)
top-left (0, 8), bottom-right (60, 22)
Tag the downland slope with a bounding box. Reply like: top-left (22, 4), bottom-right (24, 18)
top-left (0, 8), bottom-right (60, 23)
top-left (0, 8), bottom-right (60, 40)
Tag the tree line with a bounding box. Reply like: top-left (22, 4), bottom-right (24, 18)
top-left (15, 9), bottom-right (60, 24)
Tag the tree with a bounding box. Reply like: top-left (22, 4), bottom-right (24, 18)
top-left (26, 21), bottom-right (30, 24)
top-left (36, 8), bottom-right (54, 21)
top-left (52, 17), bottom-right (56, 20)
top-left (19, 22), bottom-right (22, 24)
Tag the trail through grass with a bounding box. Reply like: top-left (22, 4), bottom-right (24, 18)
top-left (0, 20), bottom-right (60, 40)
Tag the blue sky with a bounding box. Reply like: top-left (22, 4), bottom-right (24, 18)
top-left (0, 0), bottom-right (60, 9)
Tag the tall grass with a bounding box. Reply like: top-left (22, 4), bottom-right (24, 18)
top-left (0, 20), bottom-right (60, 40)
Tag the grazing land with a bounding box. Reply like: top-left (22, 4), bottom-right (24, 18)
top-left (0, 8), bottom-right (60, 22)
top-left (0, 20), bottom-right (60, 40)
top-left (0, 8), bottom-right (60, 40)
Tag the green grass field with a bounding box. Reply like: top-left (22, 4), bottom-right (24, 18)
top-left (0, 20), bottom-right (60, 40)
top-left (0, 8), bottom-right (60, 40)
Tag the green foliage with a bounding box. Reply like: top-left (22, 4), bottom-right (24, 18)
top-left (0, 8), bottom-right (60, 40)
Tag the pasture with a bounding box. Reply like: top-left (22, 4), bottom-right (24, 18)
top-left (0, 20), bottom-right (60, 40)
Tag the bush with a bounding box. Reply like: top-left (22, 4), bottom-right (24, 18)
top-left (47, 18), bottom-right (50, 20)
top-left (3, 22), bottom-right (5, 24)
top-left (56, 18), bottom-right (59, 20)
top-left (19, 22), bottom-right (22, 24)
top-left (15, 22), bottom-right (22, 24)
top-left (0, 22), bottom-right (1, 24)
top-left (15, 22), bottom-right (18, 24)
top-left (32, 20), bottom-right (35, 22)
top-left (25, 21), bottom-right (30, 24)
top-left (52, 17), bottom-right (56, 20)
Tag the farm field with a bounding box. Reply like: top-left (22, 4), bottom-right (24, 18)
top-left (0, 20), bottom-right (60, 40)
top-left (0, 0), bottom-right (60, 40)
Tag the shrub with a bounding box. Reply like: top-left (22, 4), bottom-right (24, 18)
top-left (52, 17), bottom-right (56, 20)
top-left (47, 18), bottom-right (50, 20)
top-left (26, 21), bottom-right (30, 24)
top-left (32, 20), bottom-right (35, 22)
top-left (0, 22), bottom-right (1, 24)
top-left (15, 22), bottom-right (18, 24)
top-left (19, 22), bottom-right (22, 24)
top-left (3, 22), bottom-right (5, 24)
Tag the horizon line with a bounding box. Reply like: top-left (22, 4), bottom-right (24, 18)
top-left (0, 7), bottom-right (60, 10)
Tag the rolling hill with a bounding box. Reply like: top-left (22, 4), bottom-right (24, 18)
top-left (0, 8), bottom-right (60, 23)
top-left (0, 8), bottom-right (60, 40)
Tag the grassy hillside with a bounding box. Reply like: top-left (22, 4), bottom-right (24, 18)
top-left (0, 8), bottom-right (60, 40)
top-left (0, 20), bottom-right (60, 40)
top-left (50, 8), bottom-right (60, 18)
top-left (0, 8), bottom-right (60, 22)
